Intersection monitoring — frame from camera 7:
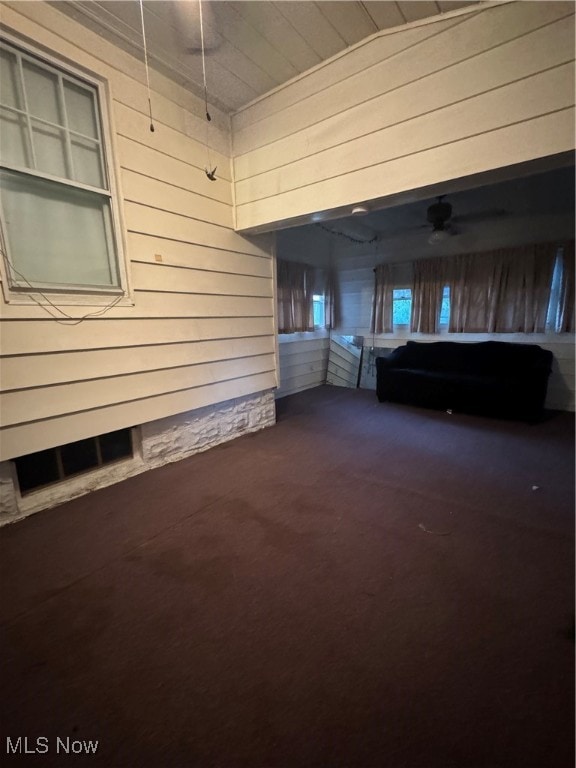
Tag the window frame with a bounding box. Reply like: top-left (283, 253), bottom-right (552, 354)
top-left (0, 32), bottom-right (132, 307)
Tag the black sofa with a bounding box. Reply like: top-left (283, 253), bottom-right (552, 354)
top-left (375, 340), bottom-right (553, 421)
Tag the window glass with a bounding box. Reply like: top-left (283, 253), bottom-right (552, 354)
top-left (393, 288), bottom-right (412, 325)
top-left (439, 285), bottom-right (450, 327)
top-left (0, 40), bottom-right (123, 295)
top-left (71, 135), bottom-right (103, 187)
top-left (0, 106), bottom-right (30, 166)
top-left (546, 251), bottom-right (563, 331)
top-left (22, 59), bottom-right (62, 125)
top-left (313, 294), bottom-right (325, 327)
top-left (0, 48), bottom-right (21, 108)
top-left (30, 119), bottom-right (68, 177)
top-left (1, 169), bottom-right (117, 288)
top-left (64, 80), bottom-right (99, 138)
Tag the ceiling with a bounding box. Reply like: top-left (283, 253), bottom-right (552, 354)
top-left (315, 164), bottom-right (576, 244)
top-left (51, 1), bottom-right (480, 113)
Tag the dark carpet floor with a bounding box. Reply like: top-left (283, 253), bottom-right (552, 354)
top-left (0, 386), bottom-right (574, 768)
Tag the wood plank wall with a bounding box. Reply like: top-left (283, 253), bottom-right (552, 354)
top-left (0, 2), bottom-right (277, 461)
top-left (274, 228), bottom-right (331, 398)
top-left (232, 1), bottom-right (575, 232)
top-left (276, 334), bottom-right (329, 398)
top-left (326, 337), bottom-right (361, 389)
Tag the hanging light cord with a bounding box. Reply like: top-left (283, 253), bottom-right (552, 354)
top-left (198, 0), bottom-right (211, 123)
top-left (199, 0), bottom-right (217, 180)
top-left (0, 247), bottom-right (124, 325)
top-left (138, 0), bottom-right (155, 132)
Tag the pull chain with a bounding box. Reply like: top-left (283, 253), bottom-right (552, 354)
top-left (138, 0), bottom-right (155, 132)
top-left (199, 0), bottom-right (216, 181)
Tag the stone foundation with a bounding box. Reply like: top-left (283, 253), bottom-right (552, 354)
top-left (0, 390), bottom-right (276, 525)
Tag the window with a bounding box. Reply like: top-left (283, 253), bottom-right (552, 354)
top-left (14, 429), bottom-right (133, 494)
top-left (439, 285), bottom-right (450, 327)
top-left (392, 285), bottom-right (449, 329)
top-left (0, 39), bottom-right (126, 299)
top-left (313, 293), bottom-right (325, 328)
top-left (392, 288), bottom-right (412, 326)
top-left (546, 249), bottom-right (564, 331)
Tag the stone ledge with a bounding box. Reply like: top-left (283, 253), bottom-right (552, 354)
top-left (0, 390), bottom-right (276, 525)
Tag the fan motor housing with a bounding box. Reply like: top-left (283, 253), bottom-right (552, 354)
top-left (427, 199), bottom-right (452, 229)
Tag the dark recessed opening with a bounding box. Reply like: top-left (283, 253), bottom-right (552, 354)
top-left (14, 428), bottom-right (133, 495)
top-left (100, 429), bottom-right (132, 463)
top-left (61, 438), bottom-right (99, 476)
top-left (15, 449), bottom-right (60, 493)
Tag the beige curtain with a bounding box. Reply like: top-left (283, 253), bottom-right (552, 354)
top-left (448, 243), bottom-right (558, 333)
top-left (370, 263), bottom-right (393, 333)
top-left (521, 242), bottom-right (558, 332)
top-left (447, 252), bottom-right (492, 332)
top-left (277, 259), bottom-right (315, 333)
top-left (491, 244), bottom-right (557, 332)
top-left (324, 267), bottom-right (340, 330)
top-left (410, 257), bottom-right (445, 333)
top-left (558, 240), bottom-right (575, 332)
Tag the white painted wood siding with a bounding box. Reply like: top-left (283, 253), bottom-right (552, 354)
top-left (232, 1), bottom-right (575, 231)
top-left (276, 334), bottom-right (329, 398)
top-left (0, 2), bottom-right (276, 461)
top-left (326, 337), bottom-right (362, 388)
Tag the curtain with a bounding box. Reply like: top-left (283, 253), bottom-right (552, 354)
top-left (491, 243), bottom-right (557, 332)
top-left (557, 240), bottom-right (575, 332)
top-left (520, 242), bottom-right (558, 333)
top-left (370, 263), bottom-right (393, 333)
top-left (324, 267), bottom-right (340, 330)
top-left (448, 243), bottom-right (558, 333)
top-left (447, 252), bottom-right (492, 332)
top-left (410, 257), bottom-right (445, 333)
top-left (276, 259), bottom-right (315, 333)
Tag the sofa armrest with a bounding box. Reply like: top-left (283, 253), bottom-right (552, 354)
top-left (376, 348), bottom-right (406, 371)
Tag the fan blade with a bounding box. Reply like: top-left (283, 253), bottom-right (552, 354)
top-left (451, 208), bottom-right (507, 224)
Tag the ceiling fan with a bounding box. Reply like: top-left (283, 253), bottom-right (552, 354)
top-left (426, 196), bottom-right (453, 243)
top-left (318, 194), bottom-right (508, 246)
top-left (423, 195), bottom-right (508, 244)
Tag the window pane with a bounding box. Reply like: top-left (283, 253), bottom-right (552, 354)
top-left (0, 106), bottom-right (30, 166)
top-left (64, 80), bottom-right (99, 138)
top-left (393, 288), bottom-right (412, 325)
top-left (313, 294), bottom-right (325, 327)
top-left (31, 119), bottom-right (68, 178)
top-left (15, 449), bottom-right (60, 493)
top-left (0, 47), bottom-right (22, 109)
top-left (439, 285), bottom-right (450, 326)
top-left (71, 135), bottom-right (104, 187)
top-left (61, 438), bottom-right (98, 476)
top-left (99, 429), bottom-right (132, 463)
top-left (545, 252), bottom-right (563, 331)
top-left (22, 59), bottom-right (62, 125)
top-left (0, 169), bottom-right (119, 288)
